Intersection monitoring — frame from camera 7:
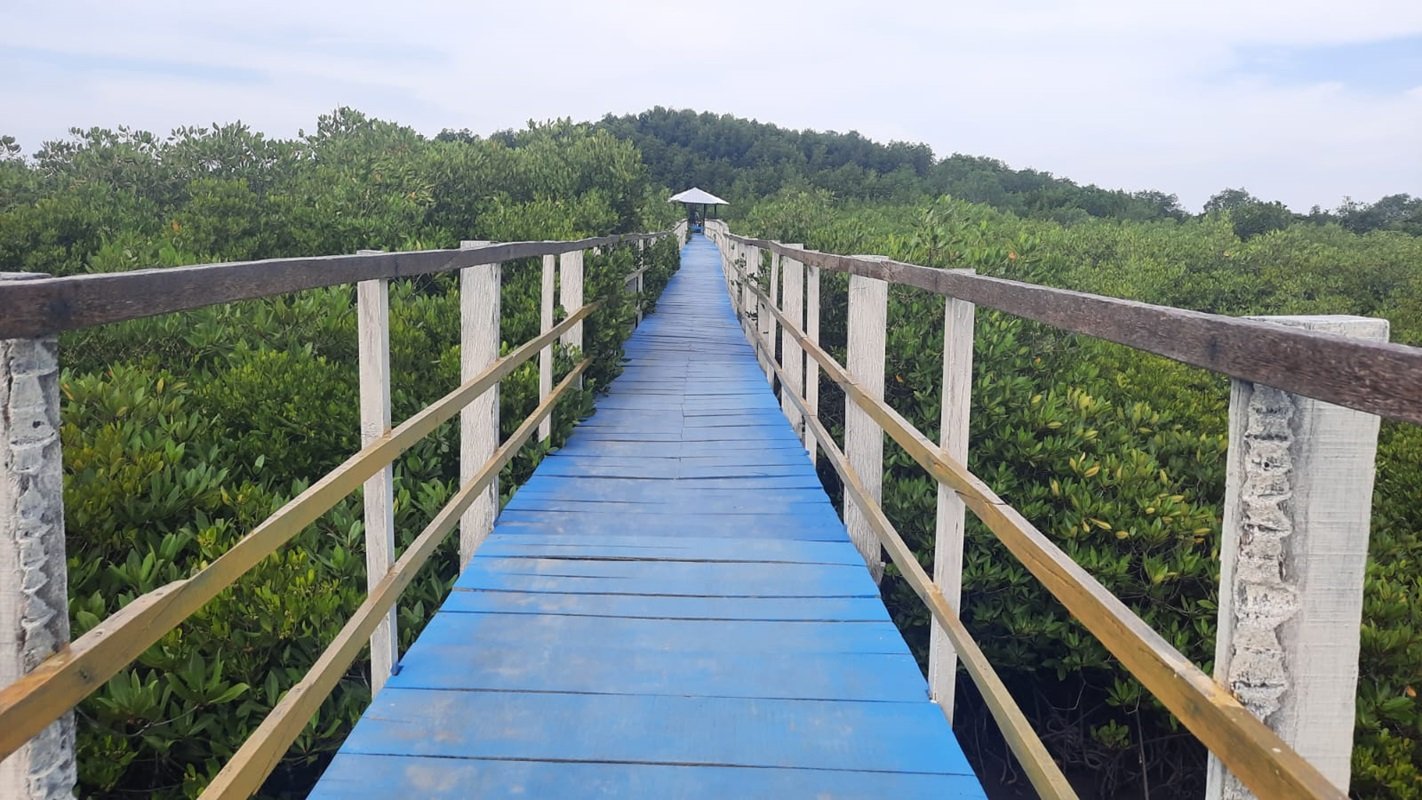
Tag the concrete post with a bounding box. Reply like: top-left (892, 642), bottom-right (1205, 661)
top-left (1207, 315), bottom-right (1388, 799)
top-left (0, 274), bottom-right (75, 799)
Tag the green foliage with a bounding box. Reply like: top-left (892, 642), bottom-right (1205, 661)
top-left (741, 190), bottom-right (1422, 797)
top-left (0, 109), bottom-right (681, 798)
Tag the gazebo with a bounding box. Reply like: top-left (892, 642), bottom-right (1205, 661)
top-left (669, 187), bottom-right (728, 232)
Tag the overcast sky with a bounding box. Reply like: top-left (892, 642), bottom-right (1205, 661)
top-left (3, 0), bottom-right (1420, 211)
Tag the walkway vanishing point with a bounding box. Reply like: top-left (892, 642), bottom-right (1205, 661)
top-left (307, 233), bottom-right (985, 798)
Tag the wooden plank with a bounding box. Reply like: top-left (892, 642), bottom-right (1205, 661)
top-left (337, 689), bottom-right (972, 776)
top-left (200, 360), bottom-right (590, 798)
top-left (391, 644), bottom-right (926, 701)
top-left (308, 753), bottom-right (981, 800)
top-left (356, 274), bottom-right (397, 695)
top-left (753, 280), bottom-right (1347, 800)
top-left (0, 232), bottom-right (669, 338)
top-left (452, 558), bottom-right (879, 598)
top-left (930, 281), bottom-right (975, 719)
top-left (399, 611), bottom-right (913, 656)
top-left (469, 533), bottom-right (867, 565)
top-left (723, 232), bottom-right (1422, 425)
top-left (440, 590), bottom-right (889, 622)
top-left (752, 329), bottom-right (1077, 799)
top-left (307, 230), bottom-right (986, 800)
top-left (845, 271), bottom-right (887, 581)
top-left (459, 246), bottom-right (499, 568)
top-left (0, 306), bottom-right (597, 763)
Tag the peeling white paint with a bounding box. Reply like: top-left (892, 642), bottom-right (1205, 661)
top-left (0, 335), bottom-right (75, 800)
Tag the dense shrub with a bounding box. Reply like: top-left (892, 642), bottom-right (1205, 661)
top-left (742, 191), bottom-right (1422, 797)
top-left (0, 111), bottom-right (682, 797)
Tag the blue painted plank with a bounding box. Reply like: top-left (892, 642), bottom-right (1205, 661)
top-left (443, 589), bottom-right (891, 621)
top-left (308, 754), bottom-right (985, 800)
top-left (309, 232), bottom-right (986, 799)
top-left (402, 612), bottom-right (915, 656)
top-left (472, 533), bottom-right (869, 564)
top-left (339, 689), bottom-right (973, 776)
top-left (453, 557), bottom-right (880, 597)
top-left (391, 642), bottom-right (927, 701)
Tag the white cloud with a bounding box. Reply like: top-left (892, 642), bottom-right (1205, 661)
top-left (2, 0), bottom-right (1419, 209)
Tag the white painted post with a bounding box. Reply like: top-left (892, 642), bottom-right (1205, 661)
top-left (726, 243), bottom-right (740, 316)
top-left (741, 246), bottom-right (755, 334)
top-left (845, 268), bottom-right (888, 582)
top-left (1206, 315), bottom-right (1388, 800)
top-left (0, 273), bottom-right (74, 800)
top-left (559, 249), bottom-right (584, 356)
top-left (780, 245), bottom-right (805, 436)
top-left (538, 253), bottom-right (556, 443)
top-left (757, 250), bottom-right (774, 381)
top-left (768, 253), bottom-right (782, 375)
top-left (355, 254), bottom-right (397, 694)
top-left (459, 241), bottom-right (499, 568)
top-left (635, 239), bottom-right (645, 326)
top-left (928, 277), bottom-right (975, 720)
top-left (804, 263), bottom-right (821, 463)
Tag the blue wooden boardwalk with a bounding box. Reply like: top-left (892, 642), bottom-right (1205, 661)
top-left (308, 234), bottom-right (986, 798)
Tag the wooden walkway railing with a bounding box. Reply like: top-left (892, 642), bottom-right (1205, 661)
top-left (705, 219), bottom-right (1422, 800)
top-left (0, 223), bottom-right (684, 798)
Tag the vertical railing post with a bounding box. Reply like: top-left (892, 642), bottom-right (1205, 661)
top-left (768, 252), bottom-right (782, 377)
top-left (780, 245), bottom-right (805, 437)
top-left (355, 253), bottom-right (397, 694)
top-left (758, 249), bottom-right (774, 382)
top-left (1207, 315), bottom-right (1387, 800)
top-left (845, 265), bottom-right (888, 581)
top-left (0, 274), bottom-right (74, 800)
top-left (459, 241), bottom-right (499, 569)
top-left (635, 239), bottom-right (646, 326)
top-left (538, 253), bottom-right (556, 443)
top-left (804, 261), bottom-right (821, 463)
top-left (560, 248), bottom-right (585, 375)
top-left (740, 244), bottom-right (755, 336)
top-left (928, 276), bottom-right (975, 720)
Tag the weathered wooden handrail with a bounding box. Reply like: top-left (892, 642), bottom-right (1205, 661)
top-left (0, 303), bottom-right (599, 761)
top-left (744, 274), bottom-right (1344, 800)
top-left (0, 232), bottom-right (669, 338)
top-left (723, 232), bottom-right (1422, 426)
top-left (747, 305), bottom-right (1078, 800)
top-left (202, 359), bottom-right (591, 798)
top-left (0, 226), bottom-right (681, 797)
top-left (709, 220), bottom-right (1366, 800)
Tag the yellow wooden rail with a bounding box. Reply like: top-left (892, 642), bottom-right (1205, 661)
top-left (746, 324), bottom-right (1078, 800)
top-left (202, 359), bottom-right (590, 798)
top-left (0, 301), bottom-right (600, 763)
top-left (738, 262), bottom-right (1349, 800)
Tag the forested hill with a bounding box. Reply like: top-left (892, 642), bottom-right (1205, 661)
top-left (594, 107), bottom-right (1188, 222)
top-left (592, 107), bottom-right (1422, 235)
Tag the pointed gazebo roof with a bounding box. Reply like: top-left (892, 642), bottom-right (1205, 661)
top-left (668, 187), bottom-right (729, 205)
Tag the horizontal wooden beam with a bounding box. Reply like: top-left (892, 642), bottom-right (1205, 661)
top-left (743, 322), bottom-right (1076, 799)
top-left (0, 303), bottom-right (598, 761)
top-left (200, 359), bottom-right (590, 799)
top-left (0, 232), bottom-right (668, 338)
top-left (746, 279), bottom-right (1346, 800)
top-left (726, 232), bottom-right (1422, 425)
